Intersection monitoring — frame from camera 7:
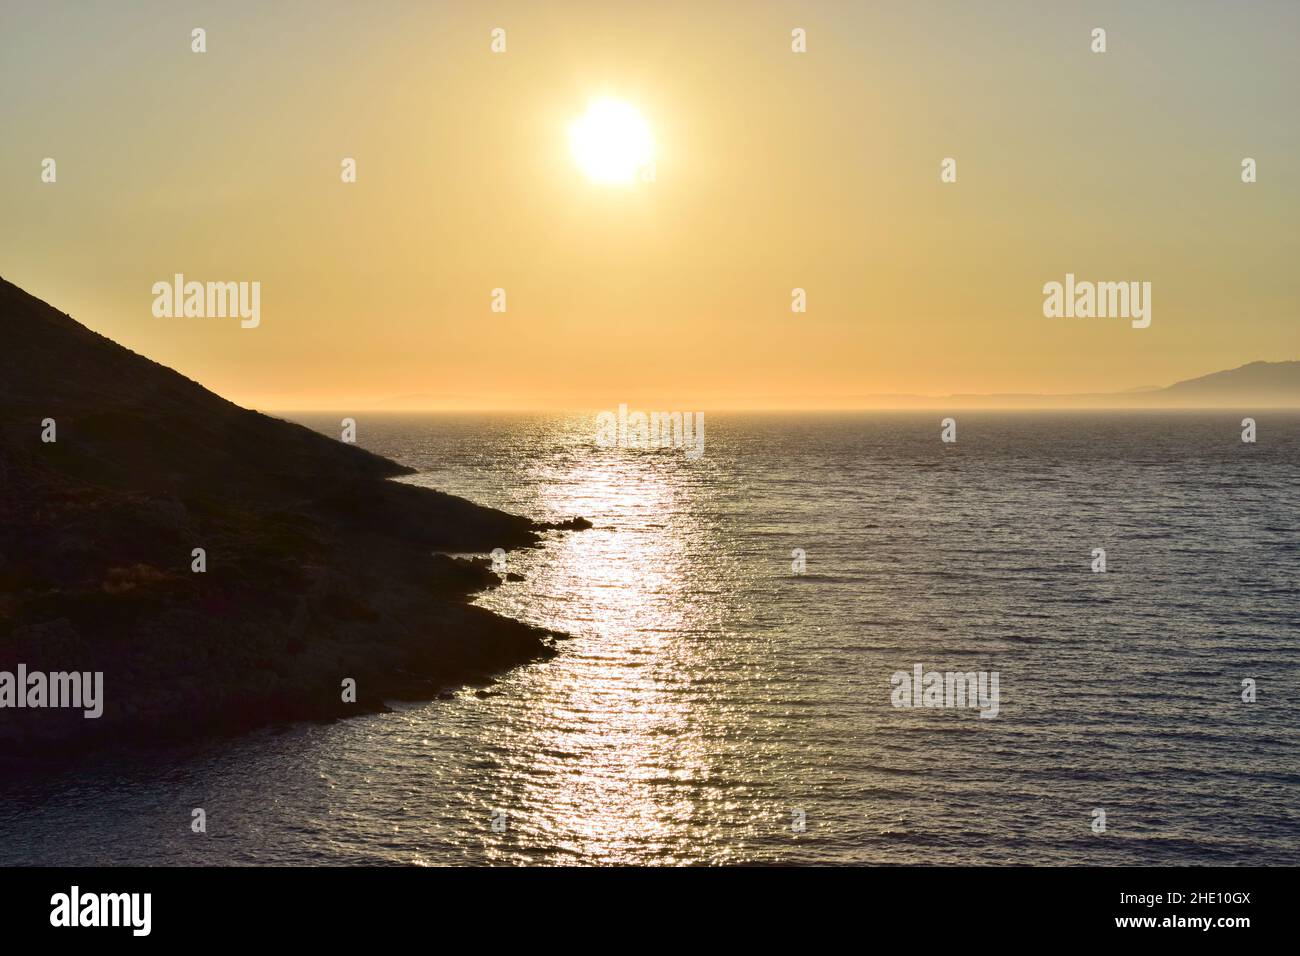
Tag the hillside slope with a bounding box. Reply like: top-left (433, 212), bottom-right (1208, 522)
top-left (0, 277), bottom-right (583, 754)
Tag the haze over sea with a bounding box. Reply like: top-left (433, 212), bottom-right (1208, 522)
top-left (2, 412), bottom-right (1297, 865)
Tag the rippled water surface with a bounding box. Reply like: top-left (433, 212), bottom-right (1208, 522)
top-left (3, 413), bottom-right (1298, 865)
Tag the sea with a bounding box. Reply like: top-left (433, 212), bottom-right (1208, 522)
top-left (2, 412), bottom-right (1298, 865)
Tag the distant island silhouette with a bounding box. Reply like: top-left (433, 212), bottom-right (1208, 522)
top-left (836, 360), bottom-right (1300, 410)
top-left (0, 276), bottom-right (588, 756)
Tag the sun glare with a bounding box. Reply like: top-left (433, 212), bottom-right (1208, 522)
top-left (568, 98), bottom-right (654, 185)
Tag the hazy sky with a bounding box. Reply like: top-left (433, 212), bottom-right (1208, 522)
top-left (2, 0), bottom-right (1297, 409)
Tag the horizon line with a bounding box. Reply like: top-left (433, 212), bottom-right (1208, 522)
top-left (260, 403), bottom-right (1300, 414)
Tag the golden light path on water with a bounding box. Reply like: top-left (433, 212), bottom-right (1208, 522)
top-left (441, 447), bottom-right (755, 865)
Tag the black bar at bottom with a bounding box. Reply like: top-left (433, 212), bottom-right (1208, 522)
top-left (0, 865), bottom-right (1284, 941)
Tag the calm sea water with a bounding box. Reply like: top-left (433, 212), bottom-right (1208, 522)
top-left (3, 412), bottom-right (1298, 865)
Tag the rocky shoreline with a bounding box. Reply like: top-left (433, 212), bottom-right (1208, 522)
top-left (0, 276), bottom-right (589, 757)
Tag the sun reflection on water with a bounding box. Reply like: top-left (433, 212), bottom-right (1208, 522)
top-left (470, 450), bottom-right (735, 864)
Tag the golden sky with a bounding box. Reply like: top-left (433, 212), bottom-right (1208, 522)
top-left (2, 0), bottom-right (1297, 409)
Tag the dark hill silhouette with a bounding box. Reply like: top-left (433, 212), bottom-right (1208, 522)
top-left (0, 277), bottom-right (587, 755)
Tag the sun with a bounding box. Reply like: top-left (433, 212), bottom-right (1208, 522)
top-left (568, 98), bottom-right (654, 186)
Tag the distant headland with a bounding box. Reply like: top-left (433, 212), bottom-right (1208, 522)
top-left (834, 360), bottom-right (1300, 410)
